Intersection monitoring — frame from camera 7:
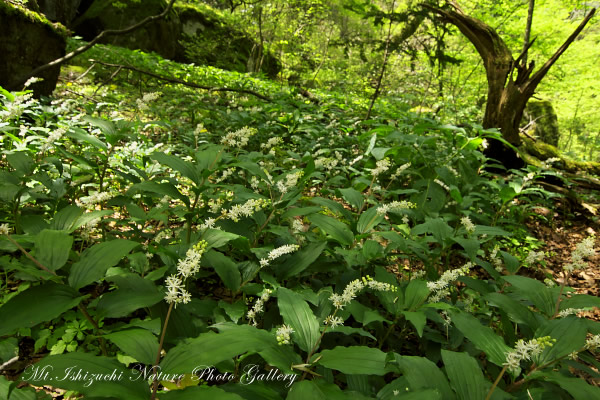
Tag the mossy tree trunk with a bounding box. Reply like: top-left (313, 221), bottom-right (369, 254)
top-left (424, 1), bottom-right (596, 149)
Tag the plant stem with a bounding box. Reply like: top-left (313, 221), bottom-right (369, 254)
top-left (151, 302), bottom-right (174, 400)
top-left (77, 304), bottom-right (108, 356)
top-left (5, 234), bottom-right (56, 276)
top-left (485, 365), bottom-right (508, 400)
top-left (552, 272), bottom-right (569, 318)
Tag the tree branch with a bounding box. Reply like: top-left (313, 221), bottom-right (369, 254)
top-left (88, 60), bottom-right (272, 101)
top-left (16, 0), bottom-right (177, 87)
top-left (527, 8), bottom-right (596, 91)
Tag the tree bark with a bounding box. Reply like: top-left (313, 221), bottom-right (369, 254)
top-left (423, 2), bottom-right (596, 149)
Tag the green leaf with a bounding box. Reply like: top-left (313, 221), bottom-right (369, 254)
top-left (202, 250), bottom-right (241, 291)
top-left (0, 283), bottom-right (84, 336)
top-left (441, 350), bottom-right (487, 400)
top-left (392, 355), bottom-right (455, 399)
top-left (362, 240), bottom-right (383, 260)
top-left (202, 229), bottom-right (241, 249)
top-left (278, 241), bottom-right (326, 278)
top-left (534, 317), bottom-right (587, 366)
top-left (357, 206), bottom-right (384, 234)
top-left (218, 300), bottom-right (247, 323)
top-left (338, 187), bottom-right (364, 210)
top-left (308, 213), bottom-right (354, 246)
top-left (34, 229), bottom-right (72, 271)
top-left (404, 280), bottom-right (429, 311)
top-left (68, 240), bottom-right (138, 289)
top-left (484, 292), bottom-right (541, 331)
top-left (160, 324), bottom-right (278, 374)
top-left (50, 205), bottom-right (84, 231)
top-left (287, 381), bottom-right (327, 400)
top-left (277, 287), bottom-right (320, 353)
top-left (66, 127), bottom-right (108, 151)
top-left (530, 371), bottom-right (600, 399)
top-left (7, 152), bottom-right (34, 175)
top-left (151, 152), bottom-right (201, 185)
top-left (130, 181), bottom-right (190, 207)
top-left (20, 353), bottom-right (150, 399)
top-left (449, 310), bottom-right (511, 367)
top-left (412, 218), bottom-right (453, 244)
top-left (317, 346), bottom-right (388, 375)
top-left (452, 238), bottom-right (479, 260)
top-left (402, 311), bottom-right (426, 337)
top-left (96, 274), bottom-right (163, 318)
top-left (328, 326), bottom-right (376, 340)
top-left (503, 275), bottom-right (556, 317)
top-left (160, 386), bottom-right (244, 400)
top-left (104, 328), bottom-right (158, 365)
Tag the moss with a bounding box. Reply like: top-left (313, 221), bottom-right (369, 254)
top-left (0, 1), bottom-right (69, 37)
top-left (520, 136), bottom-right (600, 175)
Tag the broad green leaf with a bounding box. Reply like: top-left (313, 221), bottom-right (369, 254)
top-left (412, 218), bottom-right (453, 243)
top-left (441, 350), bottom-right (487, 400)
top-left (7, 152), bottom-right (34, 175)
top-left (50, 205), bottom-right (84, 231)
top-left (0, 283), bottom-right (84, 336)
top-left (392, 355), bottom-right (455, 399)
top-left (278, 241), bottom-right (326, 278)
top-left (202, 250), bottom-right (241, 291)
top-left (160, 324), bottom-right (277, 373)
top-left (560, 293), bottom-right (600, 310)
top-left (357, 206), bottom-right (384, 234)
top-left (20, 353), bottom-right (150, 399)
top-left (338, 187), bottom-right (364, 210)
top-left (218, 300), bottom-right (247, 323)
top-left (534, 317), bottom-right (587, 365)
top-left (151, 152), bottom-right (201, 185)
top-left (96, 274), bottom-right (163, 318)
top-left (308, 213), bottom-right (354, 245)
top-left (287, 381), bottom-right (327, 400)
top-left (202, 229), bottom-right (241, 249)
top-left (69, 240), bottom-right (138, 289)
top-left (450, 310), bottom-right (511, 367)
top-left (317, 346), bottom-right (388, 375)
top-left (104, 328), bottom-right (158, 365)
top-left (404, 279), bottom-right (429, 311)
top-left (160, 386), bottom-right (244, 400)
top-left (473, 226), bottom-right (511, 237)
top-left (277, 287), bottom-right (320, 353)
top-left (347, 301), bottom-right (391, 325)
top-left (34, 229), bottom-right (72, 271)
top-left (485, 292), bottom-right (541, 331)
top-left (530, 371), bottom-right (600, 399)
top-left (452, 238), bottom-right (479, 260)
top-left (402, 311), bottom-right (426, 337)
top-left (130, 181), bottom-right (190, 207)
top-left (500, 251), bottom-right (520, 274)
top-left (328, 326), bottom-right (376, 340)
top-left (66, 127), bottom-right (108, 151)
top-left (503, 275), bottom-right (556, 317)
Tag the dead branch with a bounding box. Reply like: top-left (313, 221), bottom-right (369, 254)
top-left (88, 60), bottom-right (273, 101)
top-left (15, 0), bottom-right (177, 87)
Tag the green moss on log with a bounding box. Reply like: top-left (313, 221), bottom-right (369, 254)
top-left (0, 1), bottom-right (69, 37)
top-left (520, 137), bottom-right (600, 175)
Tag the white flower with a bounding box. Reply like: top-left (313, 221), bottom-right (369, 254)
top-left (427, 262), bottom-right (473, 301)
top-left (391, 162), bottom-right (411, 179)
top-left (276, 324), bottom-right (295, 345)
top-left (0, 224), bottom-right (10, 235)
top-left (376, 200), bottom-right (416, 216)
top-left (558, 308), bottom-right (584, 318)
top-left (136, 92), bottom-right (161, 111)
top-left (76, 191), bottom-right (113, 209)
top-left (564, 236), bottom-right (596, 272)
top-left (585, 334), bottom-right (600, 350)
top-left (525, 250), bottom-right (544, 265)
top-left (176, 241), bottom-right (208, 278)
top-left (223, 198), bottom-right (270, 222)
top-left (220, 126), bottom-right (256, 149)
top-left (261, 136), bottom-right (283, 150)
top-left (259, 244), bottom-right (300, 268)
top-left (276, 171), bottom-right (303, 194)
top-left (329, 276), bottom-right (396, 310)
top-left (247, 288), bottom-right (272, 326)
top-left (461, 216), bottom-right (475, 234)
top-left (371, 158), bottom-right (391, 177)
top-left (434, 179), bottom-right (450, 192)
top-left (503, 337), bottom-right (555, 375)
top-left (323, 315), bottom-right (344, 329)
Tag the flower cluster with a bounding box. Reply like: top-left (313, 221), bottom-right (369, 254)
top-left (564, 236), bottom-right (596, 272)
top-left (558, 308), bottom-right (585, 318)
top-left (76, 191), bottom-right (113, 209)
top-left (261, 136), bottom-right (283, 150)
top-left (259, 244), bottom-right (300, 268)
top-left (220, 126), bottom-right (256, 149)
top-left (215, 167), bottom-right (236, 183)
top-left (525, 250), bottom-right (545, 265)
top-left (503, 336), bottom-right (555, 374)
top-left (434, 179), bottom-right (450, 192)
top-left (276, 171), bottom-right (303, 194)
top-left (136, 92), bottom-right (162, 111)
top-left (164, 240), bottom-right (208, 306)
top-left (585, 334), bottom-right (600, 351)
top-left (329, 276), bottom-right (396, 310)
top-left (275, 324), bottom-right (295, 345)
top-left (0, 224), bottom-right (10, 236)
top-left (314, 157), bottom-right (339, 172)
top-left (376, 200), bottom-right (416, 216)
top-left (0, 92), bottom-right (36, 121)
top-left (390, 162), bottom-right (411, 180)
top-left (427, 262), bottom-right (474, 302)
top-left (460, 216), bottom-right (475, 235)
top-left (371, 158), bottom-right (391, 177)
top-left (223, 198), bottom-right (270, 222)
top-left (489, 246), bottom-right (503, 272)
top-left (40, 127), bottom-right (66, 153)
top-left (323, 315), bottom-right (344, 329)
top-left (247, 288), bottom-right (272, 326)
